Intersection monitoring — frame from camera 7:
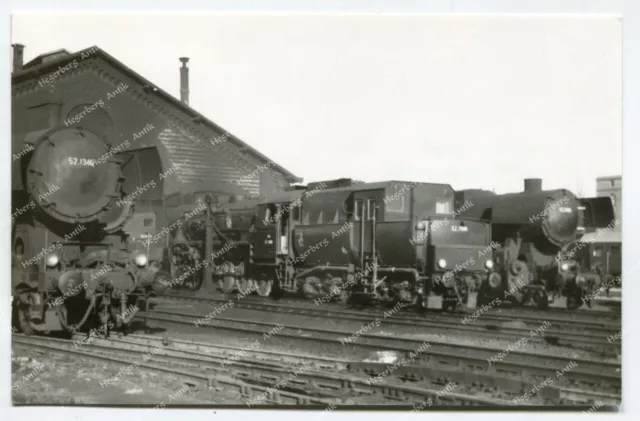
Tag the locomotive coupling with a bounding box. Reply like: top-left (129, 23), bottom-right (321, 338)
top-left (51, 270), bottom-right (87, 298)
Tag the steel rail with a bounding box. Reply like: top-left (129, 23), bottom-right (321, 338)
top-left (13, 334), bottom-right (503, 407)
top-left (162, 291), bottom-right (621, 329)
top-left (136, 310), bottom-right (621, 397)
top-left (118, 333), bottom-right (621, 406)
top-left (154, 294), bottom-right (620, 355)
top-left (164, 289), bottom-right (621, 325)
top-left (11, 334), bottom-right (338, 406)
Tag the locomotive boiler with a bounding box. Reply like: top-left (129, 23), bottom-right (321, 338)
top-left (455, 178), bottom-right (615, 309)
top-left (11, 126), bottom-right (166, 335)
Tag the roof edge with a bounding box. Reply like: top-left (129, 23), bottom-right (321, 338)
top-left (12, 45), bottom-right (303, 184)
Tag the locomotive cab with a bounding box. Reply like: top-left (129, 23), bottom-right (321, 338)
top-left (252, 191), bottom-right (305, 296)
top-left (566, 230), bottom-right (621, 307)
top-left (421, 217), bottom-right (494, 311)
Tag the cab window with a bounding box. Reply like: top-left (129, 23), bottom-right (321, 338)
top-left (386, 186), bottom-right (406, 213)
top-left (263, 206), bottom-right (272, 224)
top-left (435, 199), bottom-right (451, 214)
top-left (354, 199), bottom-right (363, 220)
top-left (367, 199), bottom-right (377, 220)
top-left (291, 205), bottom-right (300, 222)
top-left (268, 204), bottom-right (278, 223)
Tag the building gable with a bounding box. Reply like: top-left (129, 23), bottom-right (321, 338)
top-left (12, 46), bottom-right (300, 197)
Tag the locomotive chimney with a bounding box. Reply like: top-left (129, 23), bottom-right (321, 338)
top-left (12, 43), bottom-right (24, 72)
top-left (179, 57), bottom-right (189, 105)
top-left (524, 178), bottom-right (542, 193)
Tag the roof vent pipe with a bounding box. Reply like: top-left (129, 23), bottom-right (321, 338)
top-left (179, 57), bottom-right (189, 105)
top-left (12, 43), bottom-right (24, 72)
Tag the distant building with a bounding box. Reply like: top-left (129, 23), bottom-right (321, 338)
top-left (596, 175), bottom-right (621, 230)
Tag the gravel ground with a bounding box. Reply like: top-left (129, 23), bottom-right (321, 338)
top-left (11, 342), bottom-right (241, 406)
top-left (12, 296), bottom-right (619, 406)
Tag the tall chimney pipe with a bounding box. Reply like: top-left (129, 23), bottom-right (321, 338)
top-left (179, 57), bottom-right (189, 105)
top-left (12, 44), bottom-right (24, 73)
top-left (524, 178), bottom-right (542, 193)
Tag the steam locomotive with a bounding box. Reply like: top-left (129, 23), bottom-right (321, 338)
top-left (455, 178), bottom-right (616, 310)
top-left (11, 126), bottom-right (166, 335)
top-left (166, 178), bottom-right (496, 311)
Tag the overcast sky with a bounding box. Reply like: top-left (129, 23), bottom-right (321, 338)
top-left (12, 14), bottom-right (621, 196)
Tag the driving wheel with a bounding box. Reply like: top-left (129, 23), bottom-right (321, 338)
top-left (219, 275), bottom-right (236, 293)
top-left (256, 280), bottom-right (272, 297)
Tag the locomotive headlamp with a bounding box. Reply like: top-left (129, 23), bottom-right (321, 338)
top-left (437, 258), bottom-right (447, 269)
top-left (485, 260), bottom-right (494, 270)
top-left (561, 262), bottom-right (570, 272)
top-left (46, 253), bottom-right (59, 268)
top-left (134, 254), bottom-right (148, 268)
top-left (417, 221), bottom-right (426, 230)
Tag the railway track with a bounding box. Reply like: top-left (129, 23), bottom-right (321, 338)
top-left (12, 333), bottom-right (509, 407)
top-left (153, 293), bottom-right (621, 355)
top-left (135, 309), bottom-right (622, 401)
top-left (164, 289), bottom-right (621, 325)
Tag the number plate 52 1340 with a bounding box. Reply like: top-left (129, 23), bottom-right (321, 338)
top-left (68, 157), bottom-right (96, 167)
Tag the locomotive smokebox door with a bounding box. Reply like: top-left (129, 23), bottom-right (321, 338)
top-left (24, 127), bottom-right (124, 225)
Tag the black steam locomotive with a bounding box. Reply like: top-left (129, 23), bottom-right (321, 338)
top-left (165, 178), bottom-right (496, 311)
top-left (455, 178), bottom-right (616, 309)
top-left (11, 126), bottom-right (166, 335)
